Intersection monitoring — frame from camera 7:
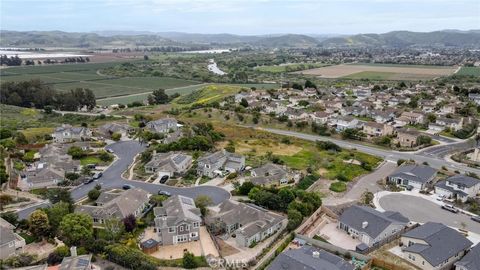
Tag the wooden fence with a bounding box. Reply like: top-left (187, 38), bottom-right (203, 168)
top-left (371, 258), bottom-right (415, 270)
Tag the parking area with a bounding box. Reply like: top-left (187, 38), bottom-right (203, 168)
top-left (315, 223), bottom-right (361, 250)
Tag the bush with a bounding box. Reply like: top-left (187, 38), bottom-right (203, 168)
top-left (105, 244), bottom-right (158, 270)
top-left (182, 252), bottom-right (197, 269)
top-left (297, 174), bottom-right (318, 190)
top-left (330, 181), bottom-right (347, 192)
top-left (111, 133), bottom-right (121, 141)
top-left (88, 189), bottom-right (101, 201)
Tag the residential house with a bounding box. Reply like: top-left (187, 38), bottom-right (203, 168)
top-left (331, 116), bottom-right (359, 131)
top-left (434, 174), bottom-right (480, 202)
top-left (440, 104), bottom-right (456, 115)
top-left (303, 87), bottom-right (318, 97)
top-left (145, 118), bottom-right (178, 133)
top-left (267, 246), bottom-right (355, 270)
top-left (285, 108), bottom-right (309, 121)
top-left (154, 195), bottom-right (202, 245)
top-left (144, 152), bottom-right (192, 177)
top-left (399, 111), bottom-right (425, 125)
top-left (435, 117), bottom-right (463, 131)
top-left (310, 111), bottom-right (331, 125)
top-left (401, 222), bottom-right (472, 270)
top-left (455, 243), bottom-right (480, 270)
top-left (387, 164), bottom-right (437, 191)
top-left (75, 188), bottom-right (151, 226)
top-left (264, 101), bottom-right (288, 115)
top-left (250, 163), bottom-right (289, 187)
top-left (197, 150), bottom-right (245, 178)
top-left (338, 205), bottom-right (409, 248)
top-left (396, 128), bottom-right (421, 148)
top-left (52, 124), bottom-right (92, 143)
top-left (205, 200), bottom-right (286, 247)
top-left (370, 110), bottom-right (395, 123)
top-left (18, 163), bottom-right (64, 191)
top-left (0, 218), bottom-right (26, 260)
top-left (59, 253), bottom-right (93, 270)
top-left (97, 122), bottom-right (135, 139)
top-left (468, 93), bottom-right (480, 105)
top-left (363, 122), bottom-right (394, 138)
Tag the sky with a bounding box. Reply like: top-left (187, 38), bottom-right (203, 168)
top-left (1, 0), bottom-right (479, 35)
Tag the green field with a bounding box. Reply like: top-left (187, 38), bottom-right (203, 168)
top-left (456, 67), bottom-right (480, 76)
top-left (0, 62), bottom-right (202, 99)
top-left (255, 63), bottom-right (327, 73)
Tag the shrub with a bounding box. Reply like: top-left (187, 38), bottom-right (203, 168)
top-left (330, 181), bottom-right (347, 192)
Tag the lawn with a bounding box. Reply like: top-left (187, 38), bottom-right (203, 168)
top-left (21, 127), bottom-right (54, 142)
top-left (80, 156), bottom-right (103, 166)
top-left (456, 67), bottom-right (480, 76)
top-left (329, 181), bottom-right (347, 192)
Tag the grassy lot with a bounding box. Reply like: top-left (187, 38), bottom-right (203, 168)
top-left (80, 156), bottom-right (103, 166)
top-left (343, 71), bottom-right (396, 80)
top-left (173, 84), bottom-right (245, 107)
top-left (21, 127), bottom-right (54, 142)
top-left (456, 66), bottom-right (480, 76)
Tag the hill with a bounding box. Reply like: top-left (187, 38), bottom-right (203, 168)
top-left (253, 34), bottom-right (319, 48)
top-left (321, 30), bottom-right (480, 48)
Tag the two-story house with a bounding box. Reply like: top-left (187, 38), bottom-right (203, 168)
top-left (197, 150), bottom-right (245, 178)
top-left (250, 163), bottom-right (290, 187)
top-left (401, 222), bottom-right (472, 270)
top-left (455, 243), bottom-right (480, 270)
top-left (0, 218), bottom-right (26, 260)
top-left (154, 195), bottom-right (202, 245)
top-left (363, 122), bottom-right (394, 138)
top-left (331, 116), bottom-right (359, 131)
top-left (52, 124), bottom-right (92, 143)
top-left (395, 128), bottom-right (422, 148)
top-left (434, 174), bottom-right (480, 202)
top-left (144, 152), bottom-right (192, 177)
top-left (145, 118), bottom-right (178, 133)
top-left (338, 205), bottom-right (409, 249)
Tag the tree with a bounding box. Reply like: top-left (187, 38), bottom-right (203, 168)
top-left (46, 189), bottom-right (74, 207)
top-left (286, 209), bottom-right (303, 231)
top-left (14, 132), bottom-right (28, 145)
top-left (304, 80), bottom-right (317, 89)
top-left (111, 133), bottom-right (121, 141)
top-left (29, 210), bottom-right (50, 238)
top-left (1, 211), bottom-right (18, 226)
top-left (59, 213), bottom-right (93, 246)
top-left (122, 214), bottom-right (137, 232)
top-left (103, 218), bottom-right (124, 241)
top-left (291, 83), bottom-right (303, 90)
top-left (88, 188), bottom-right (101, 201)
top-left (238, 181), bottom-right (255, 195)
top-left (149, 88), bottom-right (169, 104)
top-left (416, 135), bottom-right (432, 145)
top-left (45, 202), bottom-right (71, 234)
top-left (240, 98), bottom-right (249, 107)
top-left (67, 146), bottom-right (86, 159)
top-left (182, 251), bottom-right (198, 269)
top-left (195, 195), bottom-right (213, 216)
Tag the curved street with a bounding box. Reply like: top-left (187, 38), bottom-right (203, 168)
top-left (378, 193), bottom-right (480, 234)
top-left (17, 140), bottom-right (231, 220)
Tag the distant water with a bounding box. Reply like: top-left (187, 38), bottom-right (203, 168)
top-left (0, 50), bottom-right (91, 59)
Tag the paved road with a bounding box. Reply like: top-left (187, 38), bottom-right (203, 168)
top-left (418, 139), bottom-right (477, 158)
top-left (258, 127), bottom-right (480, 175)
top-left (17, 140), bottom-right (230, 220)
top-left (379, 193), bottom-right (480, 234)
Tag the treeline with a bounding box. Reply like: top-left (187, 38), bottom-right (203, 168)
top-left (0, 55), bottom-right (22, 66)
top-left (112, 45), bottom-right (210, 53)
top-left (0, 55), bottom-right (90, 67)
top-left (0, 80), bottom-right (96, 111)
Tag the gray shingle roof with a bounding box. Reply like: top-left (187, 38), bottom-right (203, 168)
top-left (445, 175), bottom-right (480, 188)
top-left (339, 205), bottom-right (409, 240)
top-left (388, 164), bottom-right (437, 184)
top-left (59, 255), bottom-right (92, 270)
top-left (402, 222), bottom-right (472, 267)
top-left (267, 247), bottom-right (355, 270)
top-left (154, 195), bottom-right (202, 228)
top-left (455, 243), bottom-right (480, 270)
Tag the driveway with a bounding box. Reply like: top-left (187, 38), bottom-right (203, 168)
top-left (378, 193), bottom-right (480, 234)
top-left (17, 140), bottom-right (230, 220)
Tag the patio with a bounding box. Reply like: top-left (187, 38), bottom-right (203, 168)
top-left (315, 222), bottom-right (361, 250)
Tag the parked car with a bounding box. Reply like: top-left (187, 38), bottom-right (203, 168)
top-left (92, 172), bottom-right (103, 179)
top-left (107, 149), bottom-right (114, 153)
top-left (441, 204), bottom-right (459, 213)
top-left (436, 195), bottom-right (445, 201)
top-left (472, 216), bottom-right (480, 223)
top-left (160, 175), bottom-right (169, 183)
top-left (122, 184), bottom-right (134, 190)
top-left (84, 178), bottom-right (94, 185)
top-left (158, 190), bottom-right (171, 197)
top-left (86, 164), bottom-right (96, 169)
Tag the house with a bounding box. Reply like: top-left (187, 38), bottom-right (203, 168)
top-left (363, 122), bottom-right (394, 137)
top-left (434, 174), bottom-right (480, 202)
top-left (18, 163), bottom-right (64, 191)
top-left (97, 122), bottom-right (135, 139)
top-left (400, 111), bottom-right (425, 125)
top-left (468, 93), bottom-right (480, 105)
top-left (285, 108), bottom-right (309, 121)
top-left (370, 110), bottom-right (395, 123)
top-left (52, 124), bottom-right (92, 143)
top-left (267, 246), bottom-right (355, 270)
top-left (387, 164), bottom-right (437, 191)
top-left (144, 152), bottom-right (192, 177)
top-left (0, 217), bottom-right (26, 260)
top-left (264, 101), bottom-right (288, 115)
top-left (310, 111), bottom-right (330, 125)
top-left (75, 188), bottom-right (151, 226)
top-left (59, 253), bottom-right (93, 270)
top-left (197, 150), bottom-right (245, 178)
top-left (338, 205), bottom-right (409, 248)
top-left (395, 128), bottom-right (421, 148)
top-left (250, 163), bottom-right (289, 186)
top-left (455, 243), bottom-right (480, 270)
top-left (205, 200), bottom-right (286, 247)
top-left (401, 222), bottom-right (472, 270)
top-left (145, 118), bottom-right (178, 133)
top-left (154, 195), bottom-right (202, 245)
top-left (440, 104), bottom-right (456, 115)
top-left (331, 116), bottom-right (359, 131)
top-left (435, 117), bottom-right (463, 131)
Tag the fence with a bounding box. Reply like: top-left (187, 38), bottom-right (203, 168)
top-left (296, 205), bottom-right (338, 236)
top-left (371, 258), bottom-right (414, 270)
top-left (357, 223), bottom-right (420, 254)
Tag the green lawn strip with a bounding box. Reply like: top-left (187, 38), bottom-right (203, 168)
top-left (330, 181), bottom-right (347, 192)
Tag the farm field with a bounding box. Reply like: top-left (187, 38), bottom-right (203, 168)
top-left (294, 63), bottom-right (457, 80)
top-left (0, 62), bottom-right (202, 99)
top-left (456, 66), bottom-right (480, 76)
top-left (255, 63), bottom-right (328, 73)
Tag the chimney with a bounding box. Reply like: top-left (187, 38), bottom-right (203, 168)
top-left (70, 246), bottom-right (77, 257)
top-left (362, 221), bottom-right (368, 229)
top-left (153, 150), bottom-right (157, 155)
top-left (312, 251), bottom-right (320, 258)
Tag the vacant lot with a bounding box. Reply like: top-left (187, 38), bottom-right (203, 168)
top-left (295, 64), bottom-right (456, 80)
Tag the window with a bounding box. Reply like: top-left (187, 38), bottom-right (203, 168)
top-left (191, 232), bottom-right (198, 238)
top-left (168, 227), bottom-right (175, 233)
top-left (193, 222), bottom-right (199, 228)
top-left (176, 234), bottom-right (188, 243)
top-left (179, 226), bottom-right (184, 232)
